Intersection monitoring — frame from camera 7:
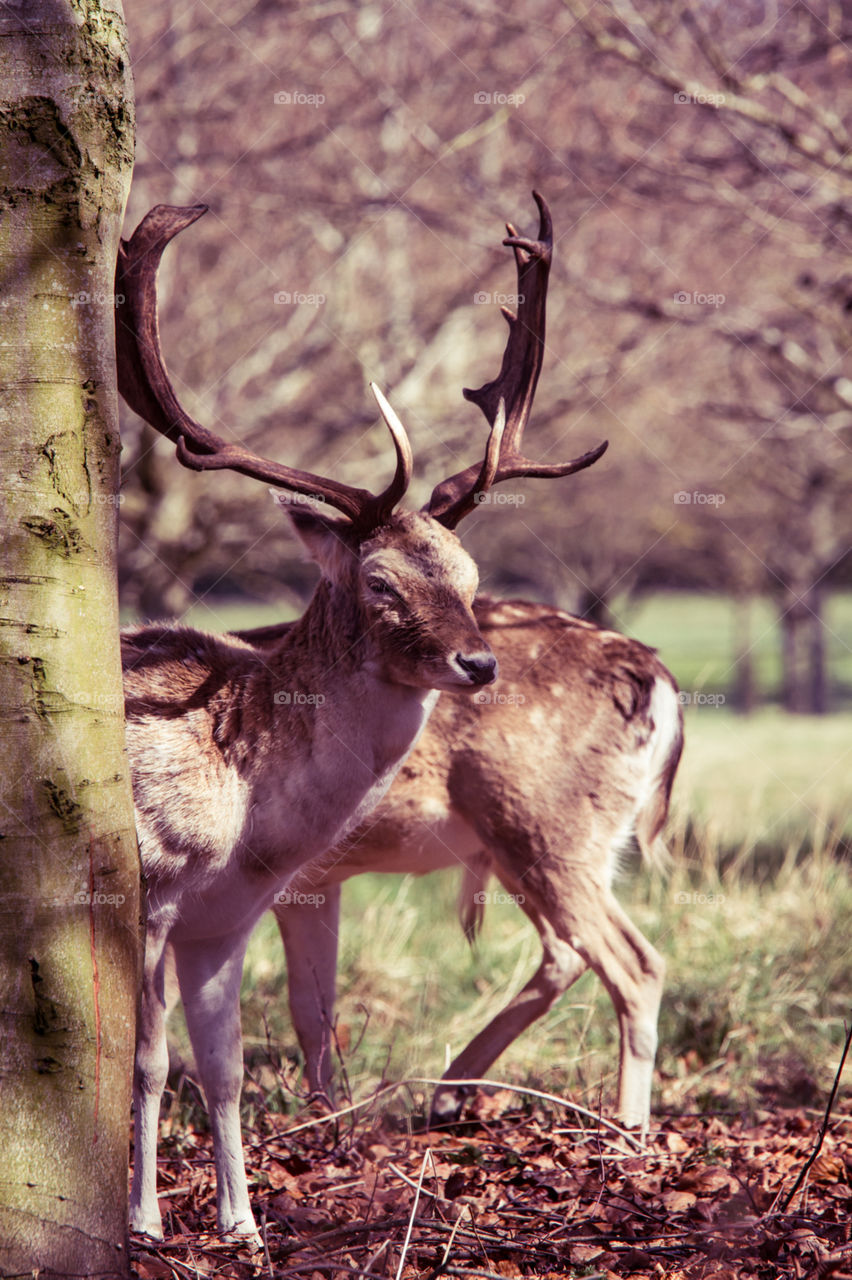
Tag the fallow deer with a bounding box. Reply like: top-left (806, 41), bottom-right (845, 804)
top-left (244, 596), bottom-right (682, 1135)
top-left (117, 196), bottom-right (605, 1242)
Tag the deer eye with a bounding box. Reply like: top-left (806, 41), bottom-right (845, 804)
top-left (368, 576), bottom-right (398, 597)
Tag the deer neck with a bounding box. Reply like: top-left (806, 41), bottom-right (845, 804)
top-left (265, 577), bottom-right (440, 774)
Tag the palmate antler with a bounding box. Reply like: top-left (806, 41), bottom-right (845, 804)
top-left (115, 196), bottom-right (602, 535)
top-left (425, 191), bottom-right (608, 529)
top-left (115, 204), bottom-right (418, 534)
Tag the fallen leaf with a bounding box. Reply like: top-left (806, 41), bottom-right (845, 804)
top-left (812, 1151), bottom-right (845, 1183)
top-left (660, 1187), bottom-right (698, 1212)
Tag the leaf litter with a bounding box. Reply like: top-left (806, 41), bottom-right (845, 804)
top-left (131, 1076), bottom-right (852, 1280)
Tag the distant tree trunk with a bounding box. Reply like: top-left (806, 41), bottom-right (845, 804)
top-left (731, 593), bottom-right (756, 714)
top-left (0, 3), bottom-right (139, 1278)
top-left (779, 583), bottom-right (827, 714)
top-left (808, 583), bottom-right (828, 715)
top-left (577, 584), bottom-right (613, 629)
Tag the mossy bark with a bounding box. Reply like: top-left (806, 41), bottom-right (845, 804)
top-left (0, 3), bottom-right (139, 1276)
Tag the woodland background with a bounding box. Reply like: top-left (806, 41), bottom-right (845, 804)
top-left (117, 5), bottom-right (852, 1273)
top-left (119, 0), bottom-right (852, 715)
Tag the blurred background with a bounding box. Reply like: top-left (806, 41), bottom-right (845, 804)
top-left (121, 0), bottom-right (852, 717)
top-left (122, 1), bottom-right (852, 1113)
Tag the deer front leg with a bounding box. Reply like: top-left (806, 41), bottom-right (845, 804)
top-left (173, 930), bottom-right (260, 1245)
top-left (274, 884), bottom-right (341, 1097)
top-left (130, 931), bottom-right (170, 1239)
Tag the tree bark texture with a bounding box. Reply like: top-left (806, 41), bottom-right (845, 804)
top-left (0, 2), bottom-right (139, 1276)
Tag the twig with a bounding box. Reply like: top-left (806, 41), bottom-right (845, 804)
top-left (360, 1236), bottom-right (390, 1278)
top-left (774, 1018), bottom-right (852, 1214)
top-left (276, 1264), bottom-right (392, 1280)
top-left (130, 1245), bottom-right (201, 1280)
top-left (408, 1076), bottom-right (643, 1147)
top-left (443, 1270), bottom-right (606, 1280)
top-left (395, 1147), bottom-right (432, 1280)
top-left (263, 1073), bottom-right (642, 1147)
top-left (388, 1160), bottom-right (441, 1199)
top-left (422, 1210), bottom-right (470, 1280)
top-left (260, 1210), bottom-right (273, 1276)
top-left (273, 1215), bottom-right (413, 1255)
top-left (266, 1080), bottom-right (406, 1137)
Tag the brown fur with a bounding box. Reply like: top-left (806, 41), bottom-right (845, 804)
top-left (270, 596), bottom-right (683, 1130)
top-left (126, 509), bottom-right (499, 1242)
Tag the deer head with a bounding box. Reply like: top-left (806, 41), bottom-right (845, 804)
top-left (115, 195), bottom-right (606, 694)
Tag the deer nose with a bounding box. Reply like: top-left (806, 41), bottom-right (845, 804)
top-left (456, 651), bottom-right (498, 686)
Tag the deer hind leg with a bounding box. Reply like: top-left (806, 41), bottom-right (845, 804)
top-left (172, 931), bottom-right (260, 1244)
top-left (130, 929), bottom-right (170, 1239)
top-left (431, 859), bottom-right (663, 1134)
top-left (274, 884), bottom-right (342, 1098)
top-left (430, 920), bottom-right (587, 1123)
top-left (556, 884), bottom-right (665, 1135)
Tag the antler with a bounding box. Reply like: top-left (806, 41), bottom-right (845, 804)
top-left (425, 191), bottom-right (608, 529)
top-left (115, 204), bottom-right (413, 531)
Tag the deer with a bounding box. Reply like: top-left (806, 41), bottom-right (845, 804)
top-left (242, 596), bottom-right (682, 1136)
top-left (116, 194), bottom-right (606, 1244)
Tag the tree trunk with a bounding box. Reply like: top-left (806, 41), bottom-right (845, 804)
top-left (807, 583), bottom-right (828, 715)
top-left (576, 584), bottom-right (613, 629)
top-left (0, 4), bottom-right (139, 1277)
top-left (731, 593), bottom-right (756, 714)
top-left (779, 583), bottom-right (828, 715)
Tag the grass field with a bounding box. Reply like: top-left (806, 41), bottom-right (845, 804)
top-left (624, 590), bottom-right (852, 708)
top-left (179, 589), bottom-right (852, 710)
top-left (160, 594), bottom-right (852, 1125)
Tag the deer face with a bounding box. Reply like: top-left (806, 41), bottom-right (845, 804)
top-left (290, 508), bottom-right (496, 692)
top-left (360, 513), bottom-right (496, 691)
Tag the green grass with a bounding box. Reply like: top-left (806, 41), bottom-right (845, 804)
top-left (227, 836), bottom-right (851, 1125)
top-left (674, 706), bottom-right (852, 845)
top-left (623, 590), bottom-right (852, 709)
top-left (161, 589), bottom-right (852, 710)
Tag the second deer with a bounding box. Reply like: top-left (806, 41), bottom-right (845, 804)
top-left (251, 595), bottom-right (682, 1134)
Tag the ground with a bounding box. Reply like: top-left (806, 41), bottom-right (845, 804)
top-left (130, 1079), bottom-right (852, 1280)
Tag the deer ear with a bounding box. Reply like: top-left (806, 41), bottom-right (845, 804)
top-left (278, 499), bottom-right (360, 581)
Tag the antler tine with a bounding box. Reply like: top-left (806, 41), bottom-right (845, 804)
top-left (426, 191), bottom-right (608, 530)
top-left (115, 204), bottom-right (412, 530)
top-left (369, 383), bottom-right (414, 519)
